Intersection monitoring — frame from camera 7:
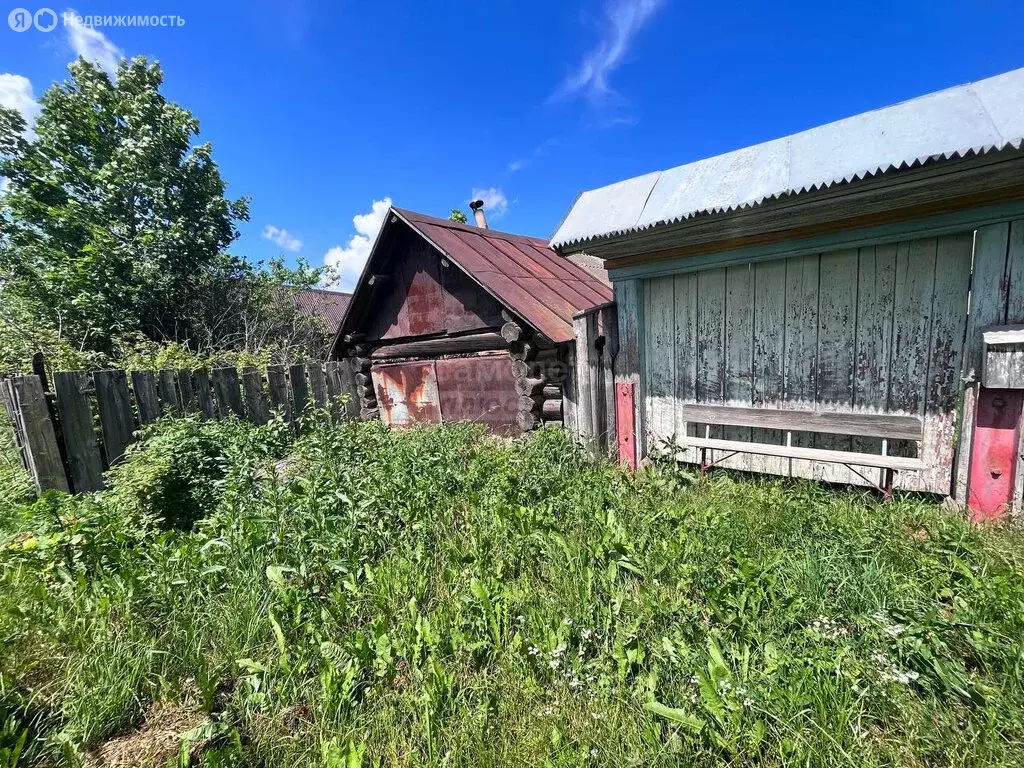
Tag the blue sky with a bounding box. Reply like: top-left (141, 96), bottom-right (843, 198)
top-left (2, 1), bottom-right (1024, 291)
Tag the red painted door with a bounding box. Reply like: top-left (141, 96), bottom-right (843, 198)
top-left (968, 388), bottom-right (1024, 522)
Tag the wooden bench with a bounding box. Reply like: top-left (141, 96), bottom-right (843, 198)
top-left (676, 404), bottom-right (926, 497)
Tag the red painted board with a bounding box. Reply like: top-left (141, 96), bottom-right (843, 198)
top-left (968, 388), bottom-right (1024, 522)
top-left (615, 382), bottom-right (636, 470)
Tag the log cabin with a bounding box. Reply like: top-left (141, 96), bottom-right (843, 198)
top-left (330, 205), bottom-right (612, 436)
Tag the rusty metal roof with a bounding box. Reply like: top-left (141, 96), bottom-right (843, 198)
top-left (393, 208), bottom-right (612, 343)
top-left (292, 288), bottom-right (351, 333)
top-left (551, 66), bottom-right (1024, 250)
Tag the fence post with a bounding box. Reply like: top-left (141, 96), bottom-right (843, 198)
top-left (14, 375), bottom-right (70, 492)
top-left (54, 371), bottom-right (105, 492)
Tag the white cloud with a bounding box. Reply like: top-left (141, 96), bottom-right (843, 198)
top-left (0, 178), bottom-right (8, 197)
top-left (553, 0), bottom-right (662, 103)
top-left (323, 197), bottom-right (392, 292)
top-left (65, 9), bottom-right (124, 77)
top-left (469, 187), bottom-right (509, 220)
top-left (507, 137), bottom-right (559, 173)
top-left (0, 74), bottom-right (41, 128)
top-left (261, 224), bottom-right (303, 253)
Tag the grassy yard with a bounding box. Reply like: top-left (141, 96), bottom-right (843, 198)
top-left (1, 416), bottom-right (1023, 767)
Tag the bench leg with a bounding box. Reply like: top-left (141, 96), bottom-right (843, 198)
top-left (883, 468), bottom-right (895, 501)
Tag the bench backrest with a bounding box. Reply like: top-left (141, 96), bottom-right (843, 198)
top-left (678, 404), bottom-right (923, 442)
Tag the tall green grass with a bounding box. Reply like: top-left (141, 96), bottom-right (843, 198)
top-left (1, 416), bottom-right (1023, 766)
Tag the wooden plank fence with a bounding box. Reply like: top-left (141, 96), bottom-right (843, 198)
top-left (0, 361), bottom-right (361, 495)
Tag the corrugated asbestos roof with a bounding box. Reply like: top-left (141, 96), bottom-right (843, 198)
top-left (551, 67), bottom-right (1024, 250)
top-left (293, 288), bottom-right (351, 333)
top-left (395, 208), bottom-right (612, 343)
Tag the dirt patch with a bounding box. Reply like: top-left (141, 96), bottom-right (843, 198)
top-left (84, 701), bottom-right (209, 768)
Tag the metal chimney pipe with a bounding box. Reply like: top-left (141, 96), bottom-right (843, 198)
top-left (469, 199), bottom-right (488, 229)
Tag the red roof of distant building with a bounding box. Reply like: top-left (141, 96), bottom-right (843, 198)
top-left (293, 288), bottom-right (351, 333)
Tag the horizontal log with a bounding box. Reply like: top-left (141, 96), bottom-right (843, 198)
top-left (678, 404), bottom-right (923, 441)
top-left (371, 332), bottom-right (505, 359)
top-left (541, 398), bottom-right (562, 420)
top-left (360, 407), bottom-right (379, 421)
top-left (542, 384), bottom-right (561, 399)
top-left (514, 376), bottom-right (544, 396)
top-left (518, 395), bottom-right (543, 412)
top-left (501, 321), bottom-right (524, 343)
top-left (508, 340), bottom-right (537, 362)
top-left (355, 372), bottom-right (372, 387)
top-left (352, 357), bottom-right (373, 372)
top-left (517, 411), bottom-right (539, 432)
top-left (358, 384), bottom-right (375, 399)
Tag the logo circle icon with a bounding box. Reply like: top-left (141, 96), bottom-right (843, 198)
top-left (8, 7), bottom-right (33, 31)
top-left (34, 7), bottom-right (57, 32)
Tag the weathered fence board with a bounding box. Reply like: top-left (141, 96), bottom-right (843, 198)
top-left (131, 370), bottom-right (161, 425)
top-left (158, 369), bottom-right (181, 417)
top-left (14, 375), bottom-right (70, 493)
top-left (212, 367), bottom-right (244, 417)
top-left (307, 363), bottom-right (328, 409)
top-left (241, 366), bottom-right (269, 426)
top-left (193, 369), bottom-right (216, 419)
top-left (54, 371), bottom-right (104, 492)
top-left (4, 361), bottom-right (355, 495)
top-left (266, 365), bottom-right (291, 422)
top-left (178, 369), bottom-right (196, 414)
top-left (751, 259), bottom-right (788, 475)
top-left (94, 369), bottom-right (135, 466)
top-left (290, 364), bottom-right (309, 418)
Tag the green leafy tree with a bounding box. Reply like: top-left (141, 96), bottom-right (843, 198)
top-left (449, 208), bottom-right (468, 224)
top-left (0, 56), bottom-right (249, 356)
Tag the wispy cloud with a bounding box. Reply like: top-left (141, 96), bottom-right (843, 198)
top-left (0, 74), bottom-right (41, 129)
top-left (469, 187), bottom-right (509, 219)
top-left (261, 224), bottom-right (303, 253)
top-left (324, 198), bottom-right (392, 292)
top-left (508, 137), bottom-right (560, 173)
top-left (553, 0), bottom-right (663, 104)
top-left (64, 9), bottom-right (123, 76)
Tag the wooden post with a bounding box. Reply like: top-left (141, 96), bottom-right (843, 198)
top-left (53, 371), bottom-right (104, 492)
top-left (211, 367), bottom-right (244, 417)
top-left (131, 370), bottom-right (161, 425)
top-left (193, 369), bottom-right (216, 420)
top-left (614, 279), bottom-right (644, 468)
top-left (325, 361), bottom-right (343, 420)
top-left (241, 366), bottom-right (270, 425)
top-left (266, 365), bottom-right (292, 423)
top-left (94, 369), bottom-right (136, 467)
top-left (600, 304), bottom-right (619, 457)
top-left (14, 375), bottom-right (70, 492)
top-left (336, 359), bottom-right (361, 419)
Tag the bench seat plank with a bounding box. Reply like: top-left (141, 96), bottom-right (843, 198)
top-left (679, 404), bottom-right (923, 441)
top-left (677, 436), bottom-right (926, 472)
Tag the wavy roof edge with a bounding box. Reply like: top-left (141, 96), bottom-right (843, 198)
top-left (550, 67), bottom-right (1024, 250)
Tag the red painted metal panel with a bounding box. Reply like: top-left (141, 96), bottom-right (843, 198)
top-left (616, 382), bottom-right (636, 470)
top-left (968, 387), bottom-right (1023, 522)
top-left (435, 355), bottom-right (519, 436)
top-left (371, 362), bottom-right (442, 428)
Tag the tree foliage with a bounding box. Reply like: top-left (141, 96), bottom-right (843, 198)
top-left (0, 57), bottom-right (331, 371)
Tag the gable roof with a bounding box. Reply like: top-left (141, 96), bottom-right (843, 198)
top-left (551, 66), bottom-right (1024, 250)
top-left (337, 208), bottom-right (611, 346)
